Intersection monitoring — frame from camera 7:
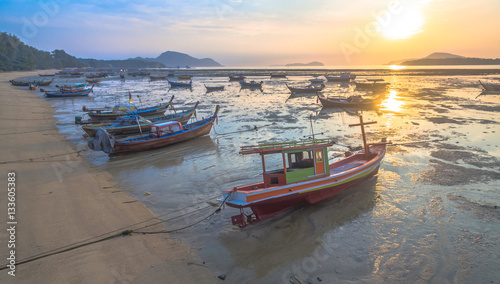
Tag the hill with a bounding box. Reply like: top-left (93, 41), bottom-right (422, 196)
top-left (0, 31), bottom-right (165, 71)
top-left (398, 52), bottom-right (500, 66)
top-left (144, 51), bottom-right (222, 67)
top-left (285, 61), bottom-right (324, 67)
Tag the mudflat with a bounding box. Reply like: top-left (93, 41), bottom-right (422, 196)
top-left (0, 71), bottom-right (216, 283)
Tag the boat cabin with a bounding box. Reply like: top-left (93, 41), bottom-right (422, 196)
top-left (239, 139), bottom-right (334, 187)
top-left (149, 121), bottom-right (183, 138)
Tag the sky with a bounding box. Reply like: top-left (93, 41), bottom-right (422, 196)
top-left (1, 0), bottom-right (499, 66)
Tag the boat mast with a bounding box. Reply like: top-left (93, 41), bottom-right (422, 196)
top-left (349, 115), bottom-right (376, 158)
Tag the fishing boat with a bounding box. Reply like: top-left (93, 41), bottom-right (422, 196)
top-left (240, 80), bottom-right (263, 88)
top-left (286, 83), bottom-right (325, 94)
top-left (229, 75), bottom-right (246, 81)
top-left (9, 80), bottom-right (30, 86)
top-left (168, 79), bottom-right (192, 88)
top-left (86, 78), bottom-right (101, 84)
top-left (82, 102), bottom-right (199, 137)
top-left (221, 115), bottom-right (390, 227)
top-left (44, 86), bottom-right (94, 98)
top-left (177, 74), bottom-right (192, 80)
top-left (38, 73), bottom-right (56, 77)
top-left (36, 78), bottom-right (54, 86)
top-left (205, 85), bottom-right (225, 92)
top-left (150, 75), bottom-right (168, 81)
top-left (309, 77), bottom-right (325, 84)
top-left (355, 79), bottom-right (390, 91)
top-left (479, 80), bottom-right (500, 91)
top-left (88, 105), bottom-right (220, 155)
top-left (10, 78), bottom-right (54, 87)
top-left (57, 83), bottom-right (87, 93)
top-left (325, 72), bottom-right (356, 82)
top-left (317, 94), bottom-right (381, 108)
top-left (86, 96), bottom-right (174, 121)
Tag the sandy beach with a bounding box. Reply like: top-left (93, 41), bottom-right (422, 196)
top-left (0, 71), bottom-right (217, 283)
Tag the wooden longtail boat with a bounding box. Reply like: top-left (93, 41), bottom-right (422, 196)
top-left (317, 94), bottom-right (381, 108)
top-left (44, 86), bottom-right (94, 98)
top-left (34, 78), bottom-right (54, 86)
top-left (10, 78), bottom-right (54, 86)
top-left (86, 78), bottom-right (101, 84)
top-left (286, 83), bottom-right (325, 94)
top-left (325, 72), bottom-right (356, 82)
top-left (88, 105), bottom-right (219, 155)
top-left (229, 75), bottom-right (245, 81)
top-left (240, 80), bottom-right (263, 88)
top-left (150, 75), bottom-right (168, 81)
top-left (86, 96), bottom-right (174, 121)
top-left (82, 102), bottom-right (199, 137)
top-left (221, 116), bottom-right (390, 227)
top-left (168, 80), bottom-right (192, 88)
top-left (355, 79), bottom-right (390, 90)
top-left (9, 80), bottom-right (30, 86)
top-left (479, 80), bottom-right (500, 91)
top-left (205, 85), bottom-right (225, 92)
top-left (177, 74), bottom-right (192, 80)
top-left (57, 83), bottom-right (87, 93)
top-left (309, 77), bottom-right (325, 84)
top-left (270, 74), bottom-right (287, 78)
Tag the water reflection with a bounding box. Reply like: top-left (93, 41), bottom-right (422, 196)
top-left (218, 176), bottom-right (380, 280)
top-left (379, 89), bottom-right (405, 114)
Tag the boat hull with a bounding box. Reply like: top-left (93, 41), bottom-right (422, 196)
top-left (88, 104), bottom-right (170, 121)
top-left (45, 87), bottom-right (92, 98)
top-left (110, 115), bottom-right (216, 155)
top-left (246, 165), bottom-right (380, 221)
top-left (224, 144), bottom-right (386, 227)
top-left (317, 96), bottom-right (378, 108)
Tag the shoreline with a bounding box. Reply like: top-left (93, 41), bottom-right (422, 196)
top-left (0, 71), bottom-right (217, 283)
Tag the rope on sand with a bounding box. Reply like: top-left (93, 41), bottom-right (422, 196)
top-left (0, 150), bottom-right (85, 164)
top-left (0, 193), bottom-right (226, 270)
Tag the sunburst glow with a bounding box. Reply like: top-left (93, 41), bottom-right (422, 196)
top-left (380, 89), bottom-right (405, 114)
top-left (381, 4), bottom-right (425, 40)
top-left (389, 65), bottom-right (406, 70)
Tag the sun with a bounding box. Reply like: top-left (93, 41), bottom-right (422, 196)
top-left (380, 4), bottom-right (425, 40)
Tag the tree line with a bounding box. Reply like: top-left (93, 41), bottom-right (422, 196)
top-left (0, 32), bottom-right (164, 71)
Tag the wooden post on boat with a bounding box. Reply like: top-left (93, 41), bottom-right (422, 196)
top-left (349, 115), bottom-right (376, 158)
top-left (136, 117), bottom-right (143, 134)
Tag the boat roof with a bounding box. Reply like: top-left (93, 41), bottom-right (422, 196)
top-left (239, 138), bottom-right (334, 155)
top-left (151, 121), bottom-right (181, 127)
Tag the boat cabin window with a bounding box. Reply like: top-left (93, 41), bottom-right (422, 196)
top-left (288, 151), bottom-right (314, 169)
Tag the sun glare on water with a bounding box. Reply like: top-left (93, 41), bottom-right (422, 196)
top-left (380, 89), bottom-right (405, 114)
top-left (381, 4), bottom-right (425, 40)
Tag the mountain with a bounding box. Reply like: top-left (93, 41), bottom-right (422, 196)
top-left (397, 52), bottom-right (500, 66)
top-left (285, 61), bottom-right (324, 67)
top-left (145, 51), bottom-right (222, 67)
top-left (423, 52), bottom-right (465, 60)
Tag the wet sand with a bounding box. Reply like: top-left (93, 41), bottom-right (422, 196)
top-left (0, 71), bottom-right (217, 283)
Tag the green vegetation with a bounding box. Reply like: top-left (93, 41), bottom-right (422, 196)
top-left (0, 32), bottom-right (165, 71)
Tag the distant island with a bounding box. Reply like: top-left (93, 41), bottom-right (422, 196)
top-left (390, 52), bottom-right (500, 66)
top-left (285, 61), bottom-right (324, 67)
top-left (141, 51), bottom-right (222, 68)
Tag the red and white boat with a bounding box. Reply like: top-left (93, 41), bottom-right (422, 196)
top-left (221, 116), bottom-right (390, 227)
